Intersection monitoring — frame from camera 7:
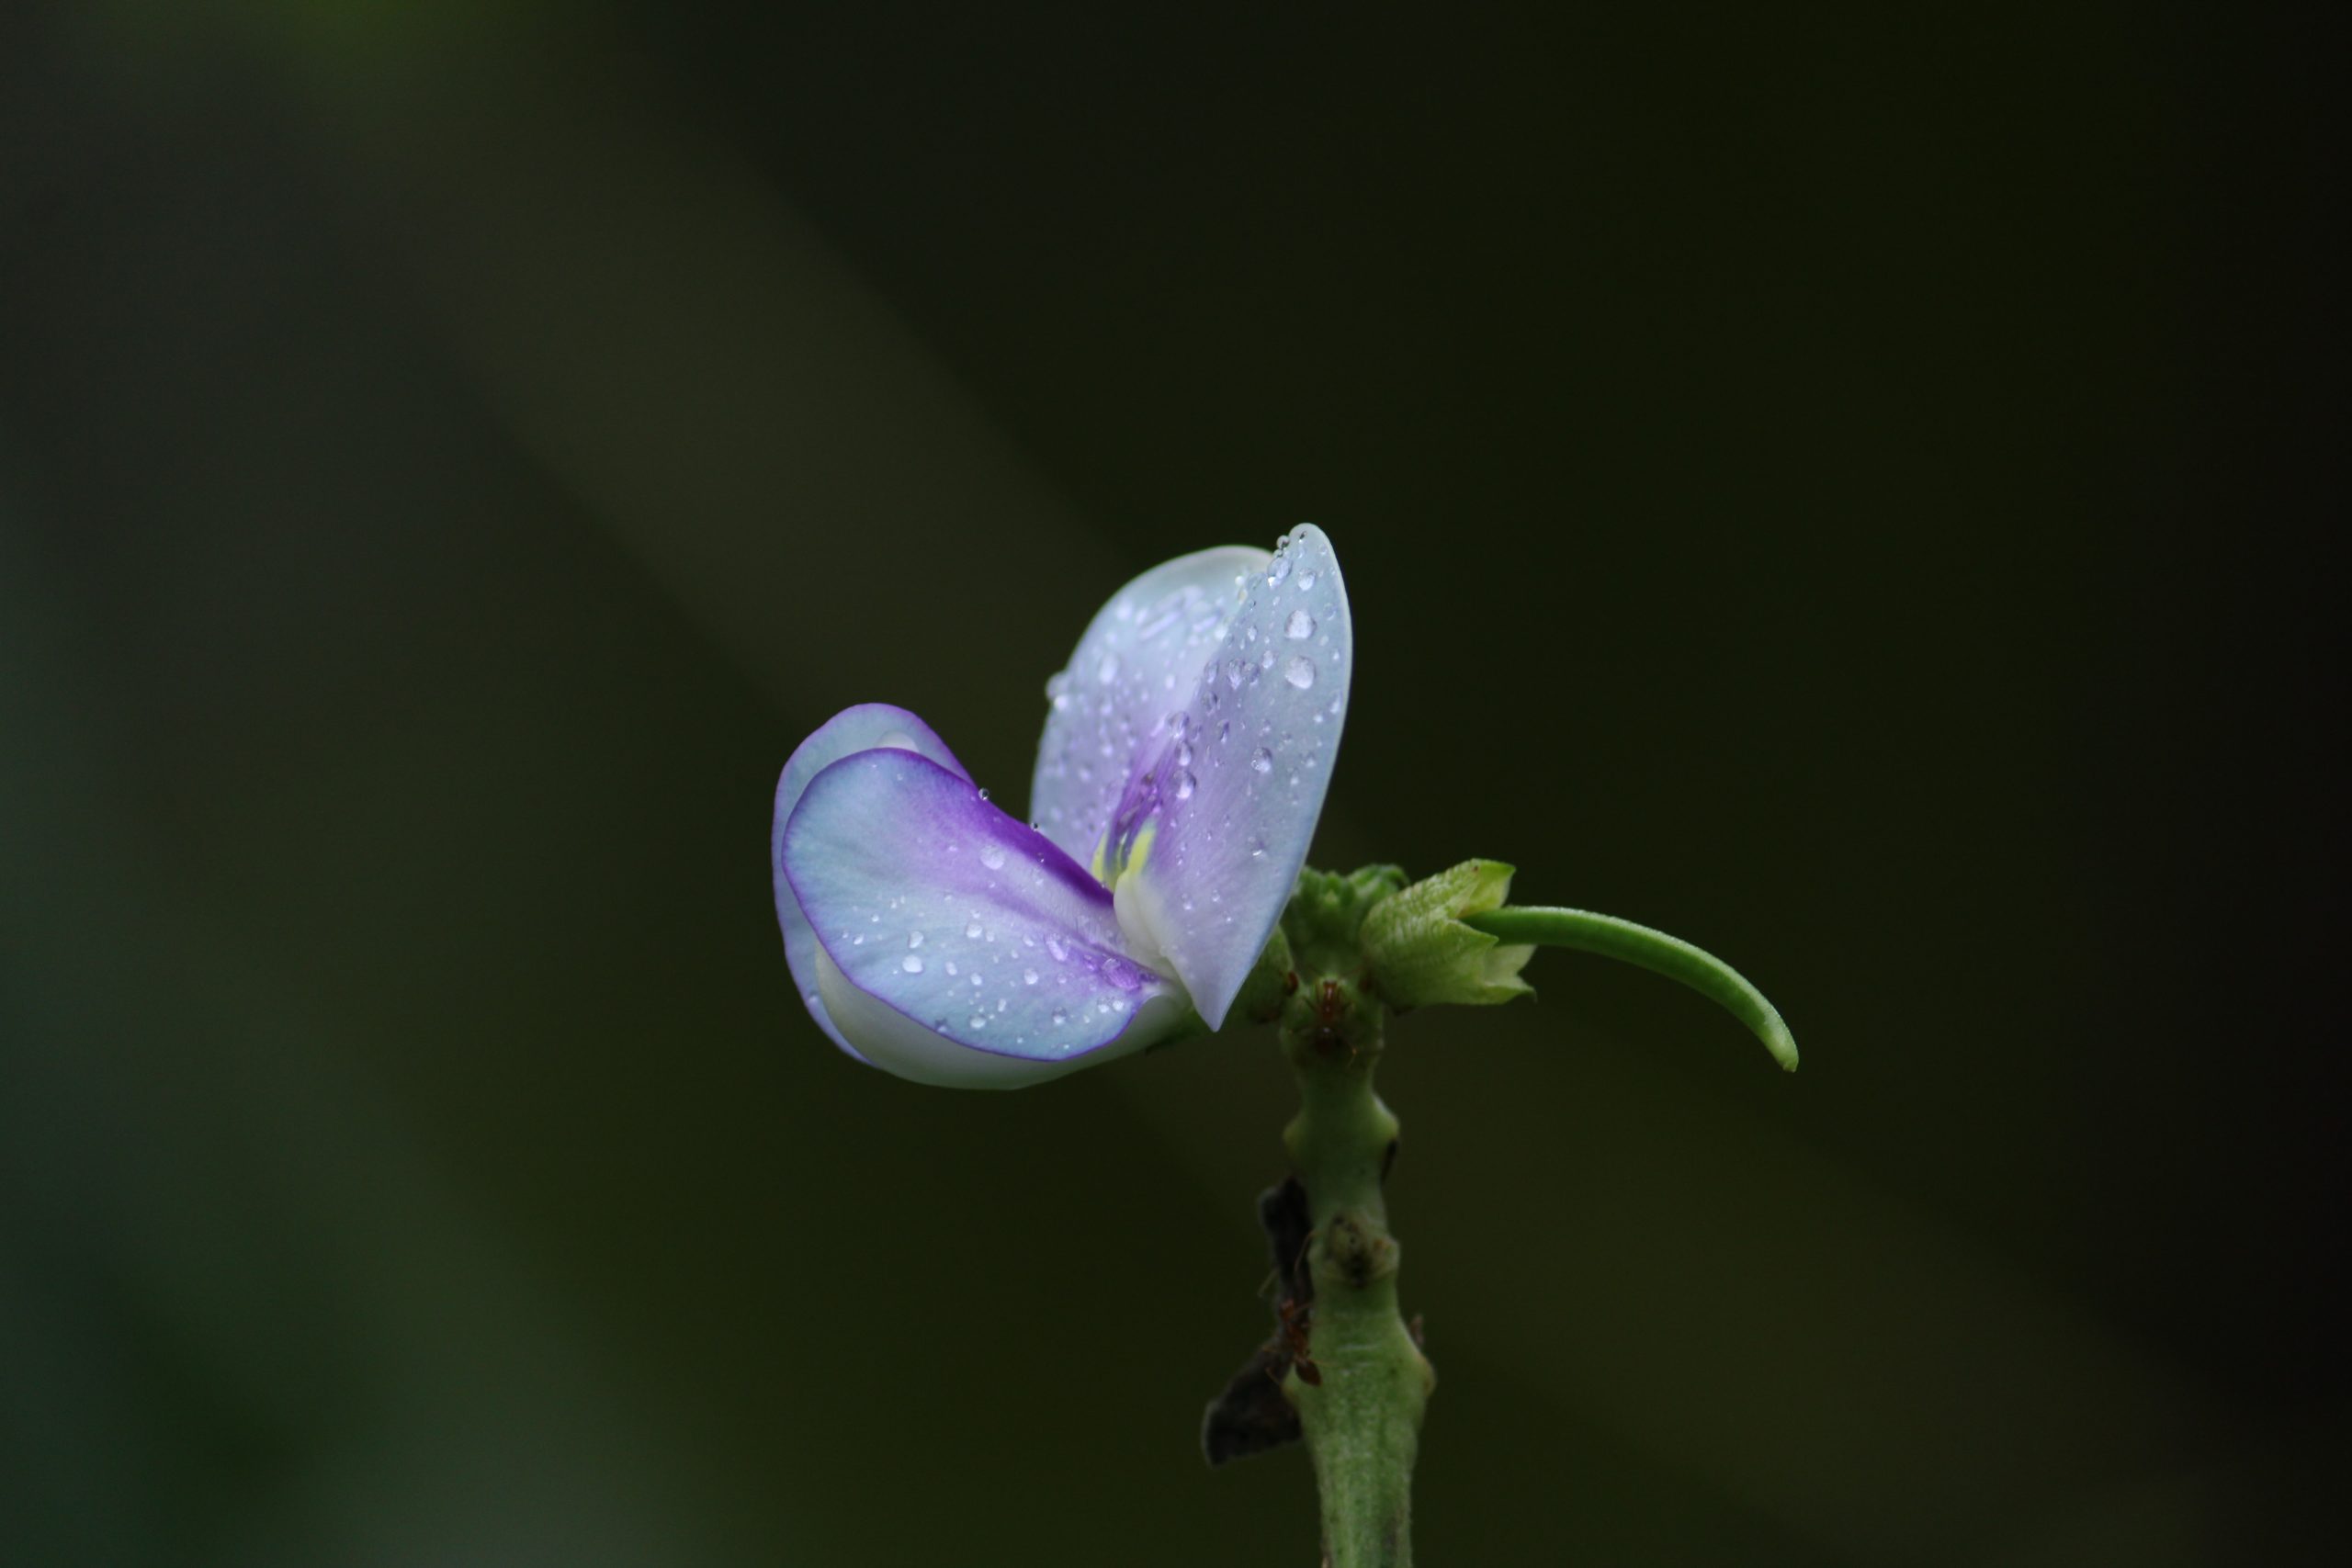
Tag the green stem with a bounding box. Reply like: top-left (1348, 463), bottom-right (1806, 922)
top-left (1282, 1004), bottom-right (1431, 1568)
top-left (1465, 906), bottom-right (1800, 1071)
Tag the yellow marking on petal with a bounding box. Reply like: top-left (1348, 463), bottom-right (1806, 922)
top-left (1092, 818), bottom-right (1159, 893)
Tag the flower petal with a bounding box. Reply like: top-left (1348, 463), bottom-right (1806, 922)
top-left (781, 747), bottom-right (1191, 1088)
top-left (1028, 545), bottom-right (1272, 869)
top-left (772, 705), bottom-right (971, 1062)
top-left (1101, 525), bottom-right (1352, 1028)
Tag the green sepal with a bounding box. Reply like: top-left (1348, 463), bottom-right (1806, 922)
top-left (1359, 859), bottom-right (1536, 1010)
top-left (1281, 863), bottom-right (1408, 977)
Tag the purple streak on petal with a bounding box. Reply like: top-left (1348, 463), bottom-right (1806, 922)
top-left (772, 705), bottom-right (970, 1063)
top-left (1028, 546), bottom-right (1272, 870)
top-left (1118, 525), bottom-right (1352, 1028)
top-left (781, 748), bottom-right (1188, 1086)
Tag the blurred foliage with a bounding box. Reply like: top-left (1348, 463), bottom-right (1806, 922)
top-left (2, 2), bottom-right (2339, 1564)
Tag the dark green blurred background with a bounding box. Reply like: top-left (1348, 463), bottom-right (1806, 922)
top-left (3, 4), bottom-right (2338, 1564)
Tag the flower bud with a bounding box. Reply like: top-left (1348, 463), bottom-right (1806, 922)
top-left (1360, 860), bottom-right (1535, 1009)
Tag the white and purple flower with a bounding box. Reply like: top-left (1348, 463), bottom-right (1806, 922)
top-left (772, 526), bottom-right (1352, 1088)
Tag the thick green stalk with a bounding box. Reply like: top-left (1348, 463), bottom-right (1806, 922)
top-left (1281, 994), bottom-right (1432, 1568)
top-left (1216, 869), bottom-right (1789, 1562)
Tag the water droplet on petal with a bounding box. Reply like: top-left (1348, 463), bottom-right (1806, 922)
top-left (1225, 658), bottom-right (1248, 690)
top-left (1174, 771), bottom-right (1196, 800)
top-left (1285, 655), bottom-right (1317, 689)
top-left (944, 960), bottom-right (958, 976)
top-left (1023, 968), bottom-right (1039, 985)
top-left (1299, 568), bottom-right (1319, 591)
top-left (965, 919), bottom-right (984, 940)
top-left (1267, 554), bottom-right (1291, 587)
top-left (1285, 609), bottom-right (1316, 638)
top-left (1046, 937), bottom-right (1069, 962)
top-left (979, 844), bottom-right (1007, 871)
top-left (901, 955), bottom-right (923, 974)
top-left (977, 786), bottom-right (989, 801)
top-left (1050, 1006), bottom-right (1069, 1026)
top-left (1250, 748), bottom-right (1273, 774)
top-left (908, 931), bottom-right (924, 949)
top-left (1096, 651), bottom-right (1120, 683)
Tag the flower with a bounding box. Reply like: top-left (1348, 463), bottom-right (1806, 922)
top-left (772, 526), bottom-right (1352, 1088)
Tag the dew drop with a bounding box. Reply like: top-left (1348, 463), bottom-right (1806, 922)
top-left (901, 955), bottom-right (924, 974)
top-left (1285, 609), bottom-right (1316, 639)
top-left (1050, 1006), bottom-right (1069, 1026)
top-left (970, 973), bottom-right (983, 989)
top-left (1174, 771), bottom-right (1197, 801)
top-left (1299, 568), bottom-right (1319, 591)
top-left (1023, 968), bottom-right (1039, 985)
top-left (1250, 748), bottom-right (1273, 774)
top-left (1225, 658), bottom-right (1248, 690)
top-left (945, 960), bottom-right (958, 976)
top-left (1046, 937), bottom-right (1069, 962)
top-left (1284, 655), bottom-right (1317, 690)
top-left (977, 787), bottom-right (990, 801)
top-left (980, 845), bottom-right (1007, 871)
top-left (907, 931), bottom-right (924, 949)
top-left (1267, 554), bottom-right (1291, 587)
top-left (969, 1013), bottom-right (989, 1030)
top-left (1096, 651), bottom-right (1121, 683)
top-left (965, 919), bottom-right (984, 940)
